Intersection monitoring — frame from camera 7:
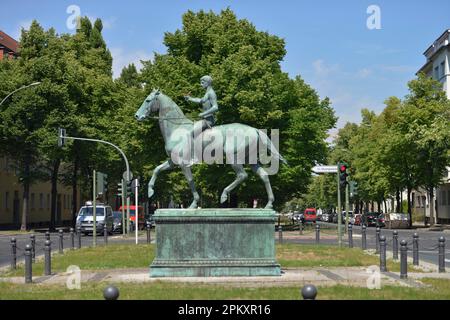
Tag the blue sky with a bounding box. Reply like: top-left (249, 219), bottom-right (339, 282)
top-left (1, 0), bottom-right (449, 134)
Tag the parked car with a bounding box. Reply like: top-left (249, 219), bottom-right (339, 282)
top-left (76, 202), bottom-right (114, 235)
top-left (377, 213), bottom-right (386, 228)
top-left (384, 213), bottom-right (410, 229)
top-left (362, 212), bottom-right (380, 227)
top-left (118, 205), bottom-right (145, 230)
top-left (304, 208), bottom-right (317, 224)
top-left (354, 213), bottom-right (362, 226)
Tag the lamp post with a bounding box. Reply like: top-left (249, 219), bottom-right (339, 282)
top-left (0, 82), bottom-right (41, 106)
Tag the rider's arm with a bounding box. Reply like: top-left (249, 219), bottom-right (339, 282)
top-left (186, 92), bottom-right (208, 104)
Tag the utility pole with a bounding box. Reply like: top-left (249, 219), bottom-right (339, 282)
top-left (337, 164), bottom-right (342, 247)
top-left (134, 179), bottom-right (139, 245)
top-left (121, 179), bottom-right (125, 236)
top-left (345, 183), bottom-right (350, 233)
top-left (93, 170), bottom-right (97, 247)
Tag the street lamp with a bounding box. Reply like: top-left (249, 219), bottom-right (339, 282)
top-left (0, 82), bottom-right (41, 106)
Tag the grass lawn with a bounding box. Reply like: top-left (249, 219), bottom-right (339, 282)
top-left (0, 278), bottom-right (449, 300)
top-left (2, 243), bottom-right (421, 277)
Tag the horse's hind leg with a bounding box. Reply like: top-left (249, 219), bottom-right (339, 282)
top-left (251, 164), bottom-right (274, 209)
top-left (220, 164), bottom-right (248, 205)
top-left (148, 160), bottom-right (174, 198)
top-left (180, 165), bottom-right (200, 209)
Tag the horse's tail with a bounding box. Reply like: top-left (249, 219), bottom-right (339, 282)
top-left (257, 129), bottom-right (289, 166)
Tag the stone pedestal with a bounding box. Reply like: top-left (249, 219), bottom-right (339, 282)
top-left (150, 208), bottom-right (281, 277)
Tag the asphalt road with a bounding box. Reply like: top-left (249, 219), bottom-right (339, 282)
top-left (286, 221), bottom-right (450, 269)
top-left (0, 231), bottom-right (149, 268)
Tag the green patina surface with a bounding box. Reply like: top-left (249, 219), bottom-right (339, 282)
top-left (150, 208), bottom-right (281, 277)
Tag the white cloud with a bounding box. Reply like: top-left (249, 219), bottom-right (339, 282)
top-left (312, 59), bottom-right (339, 76)
top-left (110, 47), bottom-right (153, 78)
top-left (356, 68), bottom-right (372, 78)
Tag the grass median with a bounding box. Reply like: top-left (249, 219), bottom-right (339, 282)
top-left (0, 278), bottom-right (449, 300)
top-left (1, 243), bottom-right (421, 277)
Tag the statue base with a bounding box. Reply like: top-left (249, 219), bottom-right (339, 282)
top-left (150, 208), bottom-right (281, 277)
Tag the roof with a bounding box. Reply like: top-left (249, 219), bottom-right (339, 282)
top-left (0, 30), bottom-right (19, 53)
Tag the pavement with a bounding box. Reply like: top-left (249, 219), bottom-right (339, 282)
top-left (2, 265), bottom-right (450, 289)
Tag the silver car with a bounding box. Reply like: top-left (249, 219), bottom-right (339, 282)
top-left (76, 203), bottom-right (114, 235)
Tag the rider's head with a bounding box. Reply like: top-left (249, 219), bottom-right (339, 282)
top-left (200, 75), bottom-right (213, 88)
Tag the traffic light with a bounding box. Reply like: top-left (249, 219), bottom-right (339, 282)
top-left (96, 172), bottom-right (108, 196)
top-left (58, 128), bottom-right (66, 147)
top-left (339, 162), bottom-right (349, 188)
top-left (127, 180), bottom-right (134, 196)
top-left (350, 181), bottom-right (358, 196)
top-left (117, 181), bottom-right (123, 197)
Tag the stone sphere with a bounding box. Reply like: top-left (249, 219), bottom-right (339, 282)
top-left (301, 284), bottom-right (317, 300)
top-left (103, 285), bottom-right (120, 300)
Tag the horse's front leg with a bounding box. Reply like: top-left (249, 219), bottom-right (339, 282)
top-left (180, 165), bottom-right (200, 208)
top-left (148, 160), bottom-right (174, 198)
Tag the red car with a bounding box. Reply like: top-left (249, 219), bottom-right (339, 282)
top-left (304, 208), bottom-right (317, 223)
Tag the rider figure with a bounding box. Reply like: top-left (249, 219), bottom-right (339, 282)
top-left (184, 75), bottom-right (218, 165)
top-left (184, 75), bottom-right (218, 135)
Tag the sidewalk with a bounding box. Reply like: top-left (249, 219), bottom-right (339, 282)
top-left (2, 266), bottom-right (449, 288)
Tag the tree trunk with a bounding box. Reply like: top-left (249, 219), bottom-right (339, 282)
top-left (49, 159), bottom-right (60, 232)
top-left (71, 157), bottom-right (79, 227)
top-left (371, 201), bottom-right (374, 212)
top-left (20, 158), bottom-right (31, 231)
top-left (407, 186), bottom-right (412, 228)
top-left (429, 187), bottom-right (435, 226)
top-left (396, 188), bottom-right (401, 212)
top-left (384, 199), bottom-right (387, 213)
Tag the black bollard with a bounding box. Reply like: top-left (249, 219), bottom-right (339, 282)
top-left (375, 227), bottom-right (380, 254)
top-left (30, 234), bottom-right (36, 263)
top-left (103, 285), bottom-right (120, 300)
top-left (439, 237), bottom-right (446, 273)
top-left (413, 233), bottom-right (419, 266)
top-left (77, 226), bottom-right (82, 249)
top-left (278, 225), bottom-right (283, 244)
top-left (45, 231), bottom-right (50, 241)
top-left (400, 239), bottom-right (407, 279)
top-left (25, 244), bottom-right (32, 283)
top-left (362, 225), bottom-right (367, 250)
top-left (44, 240), bottom-right (51, 276)
top-left (70, 228), bottom-right (75, 250)
top-left (104, 224), bottom-right (108, 245)
top-left (301, 285), bottom-right (317, 300)
top-left (299, 220), bottom-right (303, 235)
top-left (393, 230), bottom-right (398, 260)
top-left (10, 238), bottom-right (17, 270)
top-left (58, 229), bottom-right (63, 254)
top-left (315, 224), bottom-right (320, 244)
top-left (348, 224), bottom-right (353, 248)
top-left (146, 222), bottom-right (151, 244)
top-left (379, 235), bottom-right (387, 272)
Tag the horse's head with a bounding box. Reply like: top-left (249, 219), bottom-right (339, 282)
top-left (135, 89), bottom-right (161, 121)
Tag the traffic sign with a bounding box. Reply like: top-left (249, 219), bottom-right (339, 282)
top-left (311, 165), bottom-right (338, 173)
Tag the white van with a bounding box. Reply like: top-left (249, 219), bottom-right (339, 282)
top-left (75, 202), bottom-right (114, 235)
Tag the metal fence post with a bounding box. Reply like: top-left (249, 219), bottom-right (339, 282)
top-left (278, 225), bottom-right (283, 244)
top-left (30, 234), bottom-right (35, 263)
top-left (58, 229), bottom-right (63, 254)
top-left (77, 226), bottom-right (82, 249)
top-left (146, 222), bottom-right (151, 244)
top-left (400, 239), bottom-right (407, 279)
top-left (393, 230), bottom-right (398, 260)
top-left (413, 233), bottom-right (419, 266)
top-left (315, 224), bottom-right (320, 244)
top-left (375, 227), bottom-right (380, 254)
top-left (362, 225), bottom-right (367, 250)
top-left (348, 224), bottom-right (353, 248)
top-left (299, 220), bottom-right (303, 235)
top-left (380, 235), bottom-right (387, 272)
top-left (10, 238), bottom-right (17, 270)
top-left (44, 240), bottom-right (51, 276)
top-left (104, 224), bottom-right (108, 245)
top-left (25, 244), bottom-right (32, 283)
top-left (439, 236), bottom-right (446, 273)
top-left (70, 228), bottom-right (75, 250)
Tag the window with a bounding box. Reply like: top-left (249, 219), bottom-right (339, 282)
top-left (435, 66), bottom-right (440, 79)
top-left (63, 195), bottom-right (66, 209)
top-left (441, 61), bottom-right (446, 78)
top-left (441, 190), bottom-right (447, 206)
top-left (447, 190), bottom-right (450, 206)
top-left (39, 193), bottom-right (43, 209)
top-left (47, 194), bottom-right (50, 209)
top-left (31, 193), bottom-right (35, 209)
